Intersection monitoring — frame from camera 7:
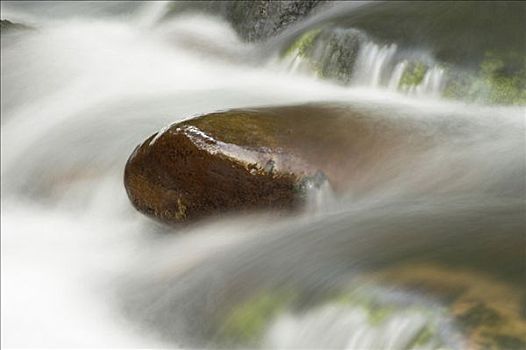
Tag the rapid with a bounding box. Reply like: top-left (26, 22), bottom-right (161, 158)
top-left (1, 1), bottom-right (525, 348)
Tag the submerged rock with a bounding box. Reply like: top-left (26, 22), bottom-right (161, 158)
top-left (215, 263), bottom-right (526, 349)
top-left (369, 264), bottom-right (526, 349)
top-left (124, 104), bottom-right (421, 224)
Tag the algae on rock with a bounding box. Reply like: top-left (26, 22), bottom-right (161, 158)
top-left (219, 290), bottom-right (296, 346)
top-left (443, 51), bottom-right (526, 105)
top-left (399, 62), bottom-right (428, 90)
top-left (282, 27), bottom-right (367, 84)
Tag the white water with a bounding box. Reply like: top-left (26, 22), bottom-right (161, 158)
top-left (353, 42), bottom-right (445, 96)
top-left (1, 2), bottom-right (525, 348)
top-left (282, 39), bottom-right (446, 97)
top-left (406, 66), bottom-right (445, 97)
top-left (354, 42), bottom-right (398, 87)
top-left (264, 297), bottom-right (457, 349)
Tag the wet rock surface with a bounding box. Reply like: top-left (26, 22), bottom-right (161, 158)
top-left (124, 104), bottom-right (420, 224)
top-left (126, 102), bottom-right (518, 225)
top-left (165, 0), bottom-right (327, 42)
top-left (372, 264), bottom-right (526, 349)
top-left (124, 124), bottom-right (305, 224)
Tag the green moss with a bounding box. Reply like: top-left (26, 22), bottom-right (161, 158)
top-left (399, 62), bottom-right (428, 89)
top-left (282, 28), bottom-right (365, 83)
top-left (408, 325), bottom-right (435, 348)
top-left (367, 304), bottom-right (394, 325)
top-left (220, 290), bottom-right (296, 345)
top-left (443, 51), bottom-right (526, 105)
top-left (476, 51), bottom-right (526, 105)
top-left (330, 290), bottom-right (395, 326)
top-left (282, 28), bottom-right (321, 58)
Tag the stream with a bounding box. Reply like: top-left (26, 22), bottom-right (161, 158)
top-left (1, 1), bottom-right (525, 348)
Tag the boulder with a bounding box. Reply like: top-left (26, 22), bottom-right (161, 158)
top-left (124, 124), bottom-right (306, 223)
top-left (124, 104), bottom-right (424, 224)
top-left (164, 0), bottom-right (327, 42)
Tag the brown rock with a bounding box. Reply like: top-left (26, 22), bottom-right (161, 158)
top-left (124, 104), bottom-right (430, 224)
top-left (124, 124), bottom-right (311, 224)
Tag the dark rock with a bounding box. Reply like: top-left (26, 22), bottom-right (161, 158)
top-left (165, 1), bottom-right (327, 42)
top-left (285, 27), bottom-right (367, 84)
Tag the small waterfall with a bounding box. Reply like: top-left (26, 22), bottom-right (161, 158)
top-left (353, 42), bottom-right (397, 87)
top-left (414, 66), bottom-right (445, 97)
top-left (349, 41), bottom-right (445, 98)
top-left (401, 66), bottom-right (445, 97)
top-left (387, 61), bottom-right (408, 91)
top-left (263, 300), bottom-right (461, 349)
top-left (286, 51), bottom-right (306, 75)
top-left (278, 28), bottom-right (450, 99)
top-left (3, 1), bottom-right (525, 348)
top-left (304, 172), bottom-right (336, 214)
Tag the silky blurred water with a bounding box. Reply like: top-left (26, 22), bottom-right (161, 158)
top-left (1, 1), bottom-right (525, 348)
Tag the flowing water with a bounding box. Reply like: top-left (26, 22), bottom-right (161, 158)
top-left (1, 1), bottom-right (525, 348)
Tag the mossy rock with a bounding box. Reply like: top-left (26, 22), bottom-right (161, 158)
top-left (399, 62), bottom-right (428, 89)
top-left (224, 284), bottom-right (456, 349)
top-left (218, 290), bottom-right (296, 346)
top-left (443, 51), bottom-right (526, 105)
top-left (282, 27), bottom-right (367, 84)
top-left (282, 28), bottom-right (322, 58)
top-left (368, 263), bottom-right (526, 349)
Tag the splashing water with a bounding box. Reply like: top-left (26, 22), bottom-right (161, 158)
top-left (353, 42), bottom-right (398, 87)
top-left (281, 38), bottom-right (446, 98)
top-left (387, 61), bottom-right (408, 91)
top-left (406, 66), bottom-right (445, 97)
top-left (271, 1), bottom-right (526, 104)
top-left (1, 1), bottom-right (525, 348)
